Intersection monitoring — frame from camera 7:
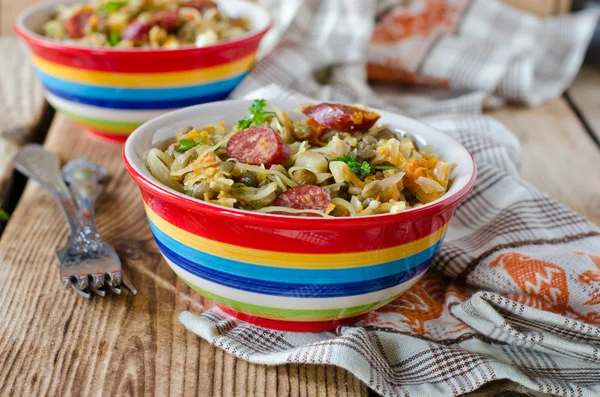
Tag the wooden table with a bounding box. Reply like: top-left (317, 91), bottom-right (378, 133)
top-left (1, 66), bottom-right (599, 397)
top-left (1, 3), bottom-right (600, 397)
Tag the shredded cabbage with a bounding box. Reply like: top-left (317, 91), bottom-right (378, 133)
top-left (234, 163), bottom-right (298, 190)
top-left (331, 198), bottom-right (357, 216)
top-left (312, 136), bottom-right (350, 160)
top-left (233, 182), bottom-right (278, 209)
top-left (143, 101), bottom-right (454, 217)
top-left (329, 161), bottom-right (365, 188)
top-left (146, 149), bottom-right (183, 192)
top-left (270, 104), bottom-right (295, 143)
top-left (292, 152), bottom-right (328, 173)
top-left (257, 206), bottom-right (334, 218)
top-left (415, 176), bottom-right (445, 193)
top-left (380, 171), bottom-right (405, 189)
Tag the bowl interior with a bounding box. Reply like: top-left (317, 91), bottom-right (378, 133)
top-left (16, 0), bottom-right (271, 49)
top-left (125, 99), bottom-right (476, 218)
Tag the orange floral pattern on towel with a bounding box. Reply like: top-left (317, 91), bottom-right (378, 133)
top-left (368, 0), bottom-right (469, 85)
top-left (490, 253), bottom-right (571, 311)
top-left (362, 250), bottom-right (600, 338)
top-left (364, 273), bottom-right (446, 334)
top-left (372, 0), bottom-right (465, 44)
top-left (576, 252), bottom-right (600, 306)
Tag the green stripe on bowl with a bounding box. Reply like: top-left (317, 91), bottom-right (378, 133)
top-left (181, 278), bottom-right (401, 321)
top-left (56, 107), bottom-right (144, 128)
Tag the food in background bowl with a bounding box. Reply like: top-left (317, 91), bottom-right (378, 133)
top-left (43, 0), bottom-right (250, 49)
top-left (15, 0), bottom-right (270, 141)
top-left (145, 100), bottom-right (454, 217)
top-left (124, 99), bottom-right (476, 332)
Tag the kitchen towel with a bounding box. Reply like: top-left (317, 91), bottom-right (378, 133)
top-left (180, 1), bottom-right (600, 396)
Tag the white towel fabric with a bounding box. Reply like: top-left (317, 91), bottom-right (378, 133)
top-left (180, 1), bottom-right (600, 396)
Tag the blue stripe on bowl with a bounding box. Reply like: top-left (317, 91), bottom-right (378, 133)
top-left (42, 85), bottom-right (234, 110)
top-left (149, 220), bottom-right (442, 284)
top-left (153, 232), bottom-right (436, 298)
top-left (36, 70), bottom-right (246, 101)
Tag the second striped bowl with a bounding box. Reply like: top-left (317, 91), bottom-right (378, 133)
top-left (15, 0), bottom-right (270, 142)
top-left (124, 99), bottom-right (477, 332)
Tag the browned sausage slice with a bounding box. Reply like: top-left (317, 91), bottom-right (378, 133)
top-left (273, 185), bottom-right (331, 212)
top-left (302, 103), bottom-right (380, 133)
top-left (65, 10), bottom-right (93, 39)
top-left (154, 10), bottom-right (179, 32)
top-left (226, 127), bottom-right (290, 168)
top-left (182, 0), bottom-right (218, 12)
top-left (120, 22), bottom-right (152, 42)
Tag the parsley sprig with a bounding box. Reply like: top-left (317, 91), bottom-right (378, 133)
top-left (335, 155), bottom-right (370, 177)
top-left (100, 1), bottom-right (126, 13)
top-left (177, 138), bottom-right (203, 153)
top-left (0, 207), bottom-right (9, 222)
top-left (335, 154), bottom-right (397, 178)
top-left (109, 31), bottom-right (120, 47)
top-left (237, 99), bottom-right (276, 130)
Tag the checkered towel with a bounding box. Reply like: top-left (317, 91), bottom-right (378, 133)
top-left (180, 1), bottom-right (600, 396)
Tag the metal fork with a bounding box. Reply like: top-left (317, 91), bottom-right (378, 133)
top-left (13, 144), bottom-right (136, 298)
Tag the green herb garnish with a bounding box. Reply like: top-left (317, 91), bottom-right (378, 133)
top-left (0, 207), bottom-right (9, 222)
top-left (100, 1), bottom-right (126, 13)
top-left (109, 31), bottom-right (120, 46)
top-left (335, 155), bottom-right (371, 178)
top-left (237, 99), bottom-right (276, 130)
top-left (335, 155), bottom-right (398, 177)
top-left (177, 138), bottom-right (202, 153)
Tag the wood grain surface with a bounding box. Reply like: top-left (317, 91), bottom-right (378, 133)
top-left (502, 0), bottom-right (572, 16)
top-left (461, 380), bottom-right (552, 397)
top-left (0, 37), bottom-right (45, 225)
top-left (0, 2), bottom-right (597, 396)
top-left (0, 0), bottom-right (40, 35)
top-left (5, 106), bottom-right (594, 397)
top-left (489, 97), bottom-right (600, 226)
top-left (3, 79), bottom-right (598, 397)
top-left (568, 66), bottom-right (600, 144)
top-left (0, 114), bottom-right (368, 397)
top-left (3, 66), bottom-right (598, 397)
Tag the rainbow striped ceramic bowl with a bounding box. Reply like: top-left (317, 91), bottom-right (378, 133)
top-left (15, 0), bottom-right (270, 142)
top-left (124, 99), bottom-right (477, 332)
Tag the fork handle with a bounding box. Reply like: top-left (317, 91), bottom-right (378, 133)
top-left (55, 193), bottom-right (82, 234)
top-left (69, 181), bottom-right (102, 230)
top-left (13, 144), bottom-right (81, 233)
top-left (62, 159), bottom-right (107, 233)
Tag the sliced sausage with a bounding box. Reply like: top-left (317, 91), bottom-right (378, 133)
top-left (273, 185), bottom-right (331, 212)
top-left (183, 0), bottom-right (218, 12)
top-left (120, 22), bottom-right (152, 42)
top-left (65, 10), bottom-right (93, 39)
top-left (154, 9), bottom-right (179, 32)
top-left (302, 103), bottom-right (380, 134)
top-left (226, 127), bottom-right (290, 168)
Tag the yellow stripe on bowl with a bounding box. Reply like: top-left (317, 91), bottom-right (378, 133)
top-left (145, 203), bottom-right (448, 269)
top-left (32, 53), bottom-right (256, 88)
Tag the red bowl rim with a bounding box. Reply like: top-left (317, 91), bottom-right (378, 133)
top-left (123, 100), bottom-right (477, 229)
top-left (14, 0), bottom-right (272, 56)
